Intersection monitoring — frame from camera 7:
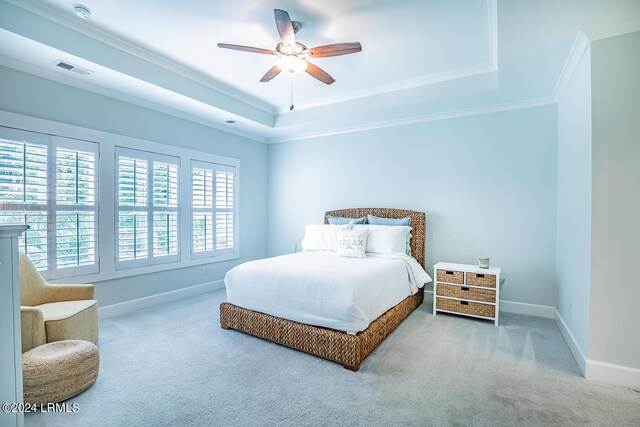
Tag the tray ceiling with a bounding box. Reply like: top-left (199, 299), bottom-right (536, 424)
top-left (0, 0), bottom-right (639, 142)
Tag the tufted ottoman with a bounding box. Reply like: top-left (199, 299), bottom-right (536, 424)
top-left (23, 340), bottom-right (99, 404)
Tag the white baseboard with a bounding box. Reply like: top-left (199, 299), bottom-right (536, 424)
top-left (553, 309), bottom-right (587, 376)
top-left (552, 310), bottom-right (640, 391)
top-left (424, 290), bottom-right (555, 319)
top-left (500, 300), bottom-right (555, 319)
top-left (98, 280), bottom-right (224, 320)
top-left (586, 360), bottom-right (640, 391)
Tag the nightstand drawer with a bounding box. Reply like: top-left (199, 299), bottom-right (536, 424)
top-left (436, 297), bottom-right (495, 318)
top-left (436, 269), bottom-right (464, 284)
top-left (466, 272), bottom-right (496, 288)
top-left (436, 284), bottom-right (496, 303)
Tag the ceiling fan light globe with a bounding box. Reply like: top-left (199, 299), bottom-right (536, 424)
top-left (276, 55), bottom-right (308, 73)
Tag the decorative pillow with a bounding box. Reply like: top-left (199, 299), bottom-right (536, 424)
top-left (340, 220), bottom-right (355, 230)
top-left (327, 215), bottom-right (366, 225)
top-left (366, 214), bottom-right (411, 226)
top-left (301, 225), bottom-right (341, 252)
top-left (366, 215), bottom-right (412, 255)
top-left (337, 228), bottom-right (369, 258)
top-left (353, 224), bottom-right (410, 255)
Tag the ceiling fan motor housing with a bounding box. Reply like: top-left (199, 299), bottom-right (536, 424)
top-left (275, 42), bottom-right (308, 55)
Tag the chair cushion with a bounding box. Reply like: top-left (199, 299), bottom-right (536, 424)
top-left (36, 300), bottom-right (99, 344)
top-left (37, 300), bottom-right (97, 321)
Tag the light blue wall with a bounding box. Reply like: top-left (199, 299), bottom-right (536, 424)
top-left (0, 65), bottom-right (269, 306)
top-left (590, 31), bottom-right (640, 369)
top-left (556, 47), bottom-right (592, 356)
top-left (268, 106), bottom-right (559, 306)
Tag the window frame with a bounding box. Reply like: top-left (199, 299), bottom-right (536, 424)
top-left (213, 165), bottom-right (237, 255)
top-left (0, 127), bottom-right (100, 280)
top-left (190, 160), bottom-right (238, 260)
top-left (114, 146), bottom-right (181, 270)
top-left (52, 136), bottom-right (100, 278)
top-left (0, 112), bottom-right (240, 285)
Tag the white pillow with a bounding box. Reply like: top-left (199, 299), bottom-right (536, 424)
top-left (336, 228), bottom-right (369, 258)
top-left (301, 225), bottom-right (340, 252)
top-left (353, 224), bottom-right (411, 255)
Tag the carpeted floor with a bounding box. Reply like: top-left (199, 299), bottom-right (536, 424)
top-left (25, 289), bottom-right (640, 427)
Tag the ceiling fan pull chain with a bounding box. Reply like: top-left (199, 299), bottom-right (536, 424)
top-left (290, 72), bottom-right (295, 111)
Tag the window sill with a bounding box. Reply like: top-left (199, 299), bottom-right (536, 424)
top-left (47, 252), bottom-right (239, 285)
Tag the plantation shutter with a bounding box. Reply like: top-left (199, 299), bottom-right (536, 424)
top-left (116, 148), bottom-right (179, 269)
top-left (53, 140), bottom-right (99, 276)
top-left (0, 128), bottom-right (99, 277)
top-left (191, 162), bottom-right (236, 258)
top-left (0, 136), bottom-right (49, 269)
top-left (215, 170), bottom-right (234, 251)
top-left (191, 165), bottom-right (214, 257)
top-left (152, 161), bottom-right (179, 257)
top-left (117, 156), bottom-right (148, 263)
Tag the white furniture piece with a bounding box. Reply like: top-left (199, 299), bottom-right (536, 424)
top-left (0, 225), bottom-right (28, 427)
top-left (433, 262), bottom-right (502, 325)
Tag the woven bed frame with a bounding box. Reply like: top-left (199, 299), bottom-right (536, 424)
top-left (220, 208), bottom-right (427, 371)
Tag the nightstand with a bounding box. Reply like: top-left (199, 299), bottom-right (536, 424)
top-left (433, 262), bottom-right (502, 325)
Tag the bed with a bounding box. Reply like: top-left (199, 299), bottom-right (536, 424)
top-left (220, 208), bottom-right (428, 371)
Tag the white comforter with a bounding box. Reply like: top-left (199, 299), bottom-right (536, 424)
top-left (224, 251), bottom-right (432, 334)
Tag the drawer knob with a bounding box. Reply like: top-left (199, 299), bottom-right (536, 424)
top-left (460, 301), bottom-right (469, 305)
top-left (461, 287), bottom-right (469, 291)
top-left (477, 274), bottom-right (485, 278)
top-left (445, 271), bottom-right (454, 275)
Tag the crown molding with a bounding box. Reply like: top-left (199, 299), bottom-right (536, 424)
top-left (7, 0), bottom-right (598, 146)
top-left (5, 0), bottom-right (502, 129)
top-left (3, 0), bottom-right (279, 115)
top-left (268, 96), bottom-right (555, 143)
top-left (8, 0), bottom-right (500, 120)
top-left (4, 47), bottom-right (554, 147)
top-left (275, 0), bottom-right (499, 114)
top-left (269, 20), bottom-right (583, 145)
top-left (274, 63), bottom-right (497, 114)
top-left (551, 31), bottom-right (591, 102)
top-left (0, 55), bottom-right (268, 143)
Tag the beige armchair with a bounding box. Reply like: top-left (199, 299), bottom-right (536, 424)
top-left (19, 253), bottom-right (99, 353)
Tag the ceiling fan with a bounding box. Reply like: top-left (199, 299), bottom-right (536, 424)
top-left (218, 9), bottom-right (362, 109)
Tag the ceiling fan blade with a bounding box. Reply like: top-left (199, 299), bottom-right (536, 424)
top-left (305, 61), bottom-right (335, 85)
top-left (260, 65), bottom-right (281, 82)
top-left (217, 43), bottom-right (276, 55)
top-left (310, 42), bottom-right (362, 58)
top-left (274, 9), bottom-right (296, 48)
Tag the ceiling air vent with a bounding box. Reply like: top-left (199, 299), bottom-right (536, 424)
top-left (53, 60), bottom-right (93, 76)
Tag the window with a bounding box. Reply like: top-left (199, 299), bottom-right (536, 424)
top-left (191, 161), bottom-right (236, 258)
top-left (55, 144), bottom-right (98, 272)
top-left (0, 127), bottom-right (98, 278)
top-left (1, 117), bottom-right (240, 283)
top-left (115, 148), bottom-right (179, 269)
top-left (215, 169), bottom-right (234, 251)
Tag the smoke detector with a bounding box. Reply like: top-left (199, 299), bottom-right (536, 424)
top-left (73, 5), bottom-right (91, 19)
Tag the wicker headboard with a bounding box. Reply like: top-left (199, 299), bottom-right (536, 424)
top-left (324, 208), bottom-right (426, 267)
